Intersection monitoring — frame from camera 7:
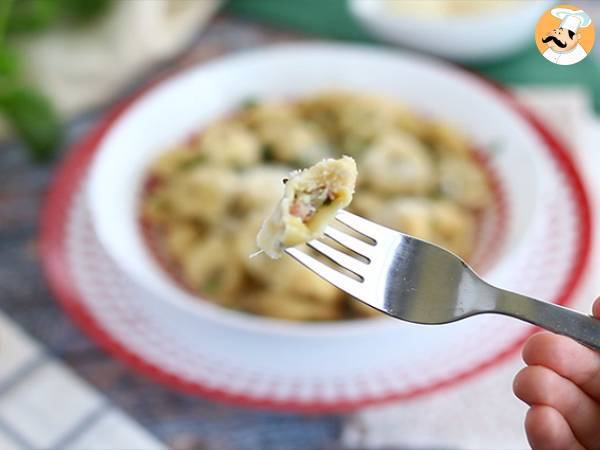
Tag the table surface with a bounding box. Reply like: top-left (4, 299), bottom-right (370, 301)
top-left (0, 15), bottom-right (344, 450)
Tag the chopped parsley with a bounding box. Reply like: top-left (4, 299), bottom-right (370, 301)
top-left (261, 145), bottom-right (275, 162)
top-left (240, 97), bottom-right (260, 110)
top-left (178, 154), bottom-right (206, 171)
top-left (203, 277), bottom-right (221, 294)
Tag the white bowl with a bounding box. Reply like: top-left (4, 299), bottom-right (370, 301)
top-left (86, 43), bottom-right (551, 336)
top-left (349, 0), bottom-right (551, 61)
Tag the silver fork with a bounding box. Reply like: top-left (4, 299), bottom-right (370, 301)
top-left (286, 210), bottom-right (600, 350)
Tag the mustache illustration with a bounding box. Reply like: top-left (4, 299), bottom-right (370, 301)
top-left (542, 35), bottom-right (567, 48)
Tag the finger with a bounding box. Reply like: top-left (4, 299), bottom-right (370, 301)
top-left (523, 332), bottom-right (600, 401)
top-left (593, 296), bottom-right (600, 318)
top-left (525, 405), bottom-right (584, 450)
top-left (514, 365), bottom-right (600, 448)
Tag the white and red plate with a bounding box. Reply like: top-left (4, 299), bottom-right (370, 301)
top-left (40, 44), bottom-right (592, 412)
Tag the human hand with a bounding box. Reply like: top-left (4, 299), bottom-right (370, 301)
top-left (513, 297), bottom-right (600, 449)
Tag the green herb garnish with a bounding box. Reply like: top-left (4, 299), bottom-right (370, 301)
top-left (261, 144), bottom-right (275, 162)
top-left (203, 277), bottom-right (221, 294)
top-left (0, 0), bottom-right (112, 162)
top-left (240, 97), bottom-right (259, 109)
top-left (0, 85), bottom-right (62, 161)
top-left (59, 0), bottom-right (112, 24)
top-left (178, 154), bottom-right (206, 171)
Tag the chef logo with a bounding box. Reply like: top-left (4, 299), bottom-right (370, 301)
top-left (535, 5), bottom-right (595, 65)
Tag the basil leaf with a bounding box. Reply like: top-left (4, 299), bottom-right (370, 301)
top-left (59, 0), bottom-right (112, 24)
top-left (0, 85), bottom-right (62, 161)
top-left (0, 47), bottom-right (19, 78)
top-left (6, 0), bottom-right (59, 34)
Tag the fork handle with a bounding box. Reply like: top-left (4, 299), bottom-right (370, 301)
top-left (494, 290), bottom-right (600, 351)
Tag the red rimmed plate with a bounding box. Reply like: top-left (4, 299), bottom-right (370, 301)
top-left (40, 44), bottom-right (591, 412)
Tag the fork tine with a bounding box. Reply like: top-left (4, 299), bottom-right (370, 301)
top-left (324, 226), bottom-right (373, 258)
top-left (335, 210), bottom-right (387, 241)
top-left (285, 247), bottom-right (366, 300)
top-left (306, 240), bottom-right (366, 278)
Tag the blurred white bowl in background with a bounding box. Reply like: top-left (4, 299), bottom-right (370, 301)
top-left (349, 0), bottom-right (551, 61)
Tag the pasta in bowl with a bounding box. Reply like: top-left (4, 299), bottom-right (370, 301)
top-left (140, 92), bottom-right (493, 321)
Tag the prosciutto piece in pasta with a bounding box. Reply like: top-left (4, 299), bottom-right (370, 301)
top-left (257, 156), bottom-right (357, 258)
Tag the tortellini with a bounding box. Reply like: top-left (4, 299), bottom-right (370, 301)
top-left (149, 146), bottom-right (202, 178)
top-left (430, 200), bottom-right (475, 258)
top-left (350, 192), bottom-right (386, 218)
top-left (198, 120), bottom-right (261, 168)
top-left (240, 291), bottom-right (342, 321)
top-left (242, 102), bottom-right (329, 165)
top-left (257, 156), bottom-right (358, 258)
top-left (360, 132), bottom-right (435, 195)
top-left (372, 198), bottom-right (475, 258)
top-left (232, 166), bottom-right (289, 215)
top-left (373, 198), bottom-right (435, 241)
top-left (298, 92), bottom-right (407, 155)
top-left (158, 166), bottom-right (236, 224)
top-left (438, 156), bottom-right (490, 209)
top-left (178, 233), bottom-right (244, 305)
top-left (237, 214), bottom-right (342, 303)
top-left (423, 122), bottom-right (471, 157)
top-left (163, 221), bottom-right (204, 261)
top-left (141, 92), bottom-right (491, 321)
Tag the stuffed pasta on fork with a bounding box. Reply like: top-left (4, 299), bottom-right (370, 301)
top-left (257, 156), bottom-right (357, 258)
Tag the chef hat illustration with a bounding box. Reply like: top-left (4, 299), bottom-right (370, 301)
top-left (551, 8), bottom-right (592, 33)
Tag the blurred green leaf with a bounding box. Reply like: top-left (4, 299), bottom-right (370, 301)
top-left (6, 0), bottom-right (60, 34)
top-left (59, 0), bottom-right (111, 24)
top-left (0, 46), bottom-right (19, 78)
top-left (0, 0), bottom-right (112, 162)
top-left (0, 85), bottom-right (62, 161)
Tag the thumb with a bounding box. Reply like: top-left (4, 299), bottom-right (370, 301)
top-left (593, 297), bottom-right (600, 319)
